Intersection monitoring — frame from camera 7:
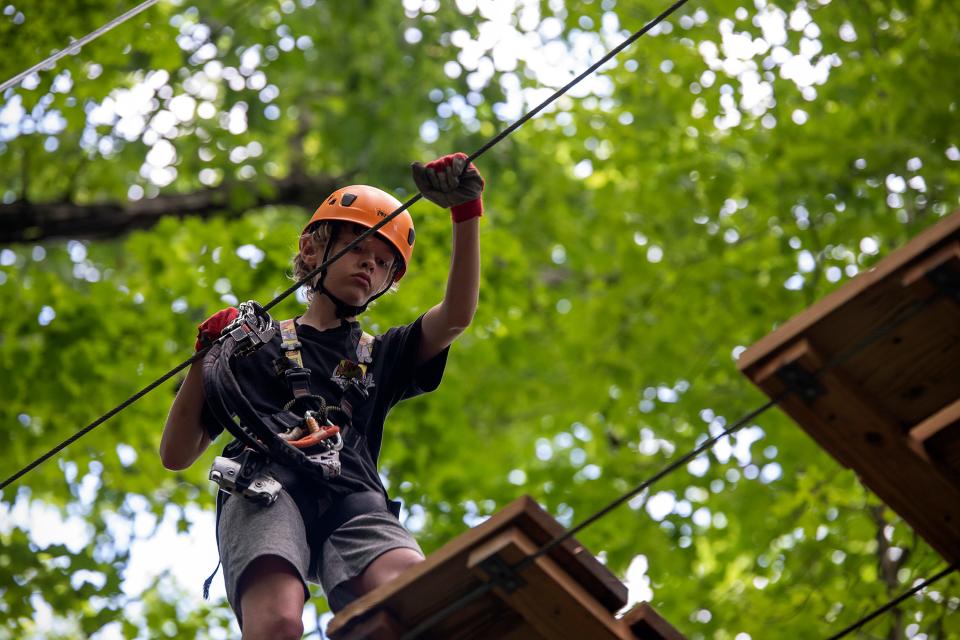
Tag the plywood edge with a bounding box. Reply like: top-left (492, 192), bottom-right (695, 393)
top-left (899, 240), bottom-right (960, 288)
top-left (740, 337), bottom-right (819, 385)
top-left (330, 609), bottom-right (405, 640)
top-left (621, 602), bottom-right (687, 640)
top-left (910, 397), bottom-right (960, 444)
top-left (738, 211), bottom-right (960, 372)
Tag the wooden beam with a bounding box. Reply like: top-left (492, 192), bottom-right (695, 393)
top-left (466, 528), bottom-right (632, 640)
top-left (328, 496), bottom-right (633, 639)
top-left (750, 339), bottom-right (960, 563)
top-left (331, 609), bottom-right (406, 640)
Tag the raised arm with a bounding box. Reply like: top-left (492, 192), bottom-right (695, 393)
top-left (412, 153), bottom-right (484, 363)
top-left (160, 361), bottom-right (212, 470)
top-left (159, 308), bottom-right (236, 470)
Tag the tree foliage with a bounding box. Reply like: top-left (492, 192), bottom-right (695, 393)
top-left (1, 0), bottom-right (958, 638)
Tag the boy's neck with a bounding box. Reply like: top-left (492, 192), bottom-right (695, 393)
top-left (298, 295), bottom-right (355, 331)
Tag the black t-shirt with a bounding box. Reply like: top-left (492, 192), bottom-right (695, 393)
top-left (203, 315), bottom-right (447, 497)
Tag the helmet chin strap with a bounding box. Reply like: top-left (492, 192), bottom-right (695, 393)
top-left (309, 224), bottom-right (395, 319)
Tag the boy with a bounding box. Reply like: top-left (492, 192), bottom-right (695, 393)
top-left (159, 153), bottom-right (484, 640)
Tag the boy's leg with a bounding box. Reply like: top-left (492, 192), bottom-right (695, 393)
top-left (321, 510), bottom-right (425, 612)
top-left (348, 547), bottom-right (424, 595)
top-left (218, 488), bottom-right (313, 637)
top-left (237, 555), bottom-right (306, 640)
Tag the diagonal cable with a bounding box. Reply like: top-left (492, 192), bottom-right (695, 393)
top-left (0, 350), bottom-right (203, 490)
top-left (0, 0), bottom-right (161, 94)
top-left (825, 562), bottom-right (958, 640)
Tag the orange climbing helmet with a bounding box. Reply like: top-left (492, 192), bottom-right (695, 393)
top-left (304, 185), bottom-right (415, 281)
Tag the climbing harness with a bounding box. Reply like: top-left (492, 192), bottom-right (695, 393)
top-left (203, 302), bottom-right (346, 503)
top-left (203, 300), bottom-right (380, 504)
top-left (201, 303), bottom-right (384, 597)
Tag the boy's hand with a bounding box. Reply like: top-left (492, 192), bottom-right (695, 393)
top-left (195, 307), bottom-right (238, 351)
top-left (411, 152), bottom-right (484, 222)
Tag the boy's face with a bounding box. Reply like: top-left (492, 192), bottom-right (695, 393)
top-left (302, 226), bottom-right (397, 305)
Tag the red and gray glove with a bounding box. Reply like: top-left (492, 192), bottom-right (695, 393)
top-left (195, 307), bottom-right (238, 351)
top-left (411, 152), bottom-right (484, 223)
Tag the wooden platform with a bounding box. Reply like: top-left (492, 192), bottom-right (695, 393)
top-left (739, 212), bottom-right (960, 564)
top-left (327, 496), bottom-right (685, 639)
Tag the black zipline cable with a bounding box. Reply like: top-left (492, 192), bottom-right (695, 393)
top-left (460, 0), bottom-right (693, 168)
top-left (825, 562), bottom-right (958, 640)
top-left (0, 351), bottom-right (203, 491)
top-left (399, 293), bottom-right (943, 639)
top-left (1, 0), bottom-right (691, 490)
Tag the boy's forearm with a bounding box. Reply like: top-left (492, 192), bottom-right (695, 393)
top-left (418, 218), bottom-right (480, 362)
top-left (440, 217), bottom-right (480, 330)
top-left (159, 361), bottom-right (211, 470)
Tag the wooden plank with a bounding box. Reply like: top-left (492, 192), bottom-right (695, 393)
top-left (739, 211), bottom-right (960, 373)
top-left (910, 397), bottom-right (960, 444)
top-left (621, 602), bottom-right (687, 640)
top-left (328, 496), bottom-right (628, 639)
top-left (911, 398), bottom-right (960, 483)
top-left (466, 527), bottom-right (632, 640)
top-left (749, 339), bottom-right (853, 469)
top-left (749, 342), bottom-right (960, 563)
top-left (333, 609), bottom-right (405, 640)
top-left (739, 210), bottom-right (960, 567)
top-left (900, 240), bottom-right (960, 289)
top-left (745, 283), bottom-right (960, 430)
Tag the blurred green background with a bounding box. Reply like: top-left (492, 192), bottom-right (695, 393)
top-left (1, 0), bottom-right (958, 637)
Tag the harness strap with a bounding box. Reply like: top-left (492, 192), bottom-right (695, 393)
top-left (279, 318), bottom-right (311, 398)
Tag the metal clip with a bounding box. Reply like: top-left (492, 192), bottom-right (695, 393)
top-left (477, 555), bottom-right (524, 593)
top-left (209, 449), bottom-right (282, 506)
top-left (306, 448), bottom-right (343, 480)
top-left (228, 301), bottom-right (277, 357)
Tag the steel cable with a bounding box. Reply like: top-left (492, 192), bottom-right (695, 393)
top-left (825, 563), bottom-right (958, 640)
top-left (0, 0), bottom-right (161, 94)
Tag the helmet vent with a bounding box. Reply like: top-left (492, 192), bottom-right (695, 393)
top-left (327, 197), bottom-right (336, 204)
top-left (341, 193), bottom-right (358, 206)
top-left (407, 228), bottom-right (416, 246)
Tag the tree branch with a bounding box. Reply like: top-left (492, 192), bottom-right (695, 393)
top-left (0, 174), bottom-right (341, 244)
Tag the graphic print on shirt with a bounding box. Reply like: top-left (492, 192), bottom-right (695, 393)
top-left (330, 331), bottom-right (376, 395)
top-left (332, 359), bottom-right (374, 393)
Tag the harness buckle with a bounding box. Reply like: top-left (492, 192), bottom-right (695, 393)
top-left (209, 449), bottom-right (282, 506)
top-left (282, 368), bottom-right (313, 398)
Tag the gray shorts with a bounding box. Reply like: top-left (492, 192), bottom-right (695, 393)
top-left (217, 488), bottom-right (422, 620)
